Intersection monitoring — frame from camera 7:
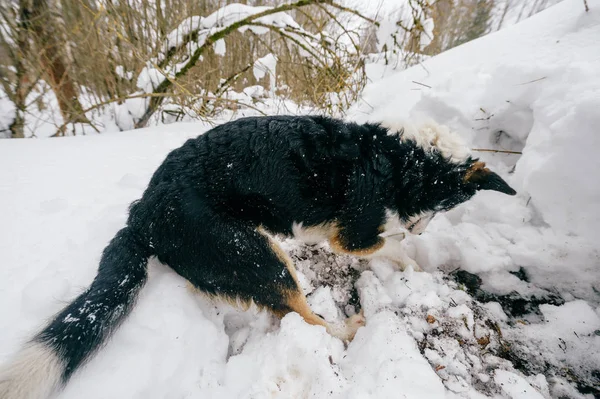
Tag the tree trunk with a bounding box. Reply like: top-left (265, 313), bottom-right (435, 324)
top-left (0, 3), bottom-right (36, 138)
top-left (24, 0), bottom-right (89, 134)
top-left (9, 108), bottom-right (26, 138)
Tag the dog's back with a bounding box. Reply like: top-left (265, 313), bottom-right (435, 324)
top-left (141, 115), bottom-right (390, 236)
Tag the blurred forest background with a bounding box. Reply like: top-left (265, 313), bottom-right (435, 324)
top-left (0, 0), bottom-right (560, 138)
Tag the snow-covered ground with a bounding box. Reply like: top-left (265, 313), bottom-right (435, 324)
top-left (1, 0), bottom-right (599, 398)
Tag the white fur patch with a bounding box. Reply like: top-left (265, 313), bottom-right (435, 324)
top-left (403, 211), bottom-right (435, 235)
top-left (381, 209), bottom-right (405, 235)
top-left (0, 342), bottom-right (64, 399)
top-left (381, 119), bottom-right (470, 163)
top-left (291, 222), bottom-right (336, 244)
top-left (382, 209), bottom-right (434, 236)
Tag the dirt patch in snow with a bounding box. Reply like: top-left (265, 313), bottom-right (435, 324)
top-left (284, 240), bottom-right (598, 398)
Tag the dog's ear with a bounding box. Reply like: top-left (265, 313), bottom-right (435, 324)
top-left (464, 161), bottom-right (517, 196)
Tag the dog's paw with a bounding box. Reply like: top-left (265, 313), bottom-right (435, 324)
top-left (412, 263), bottom-right (423, 272)
top-left (403, 261), bottom-right (423, 272)
top-left (343, 312), bottom-right (366, 341)
top-left (393, 253), bottom-right (423, 272)
top-left (326, 312), bottom-right (366, 342)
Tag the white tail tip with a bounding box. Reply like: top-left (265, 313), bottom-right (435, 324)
top-left (0, 342), bottom-right (63, 399)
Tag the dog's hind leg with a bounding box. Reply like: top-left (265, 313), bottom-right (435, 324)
top-left (162, 218), bottom-right (364, 342)
top-left (258, 229), bottom-right (365, 341)
top-left (273, 288), bottom-right (366, 342)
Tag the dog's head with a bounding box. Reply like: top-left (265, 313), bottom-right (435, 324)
top-left (395, 159), bottom-right (516, 235)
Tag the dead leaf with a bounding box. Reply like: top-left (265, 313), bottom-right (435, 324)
top-left (477, 335), bottom-right (490, 347)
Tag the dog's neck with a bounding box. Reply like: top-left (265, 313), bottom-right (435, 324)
top-left (383, 138), bottom-right (471, 219)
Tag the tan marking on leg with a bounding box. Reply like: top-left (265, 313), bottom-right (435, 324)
top-left (278, 288), bottom-right (364, 341)
top-left (214, 293), bottom-right (254, 311)
top-left (258, 227), bottom-right (322, 323)
top-left (291, 221), bottom-right (338, 244)
top-left (328, 235), bottom-right (423, 272)
top-left (258, 226), bottom-right (303, 286)
top-left (186, 281), bottom-right (200, 294)
top-left (329, 234), bottom-right (385, 256)
top-left (258, 227), bottom-right (364, 341)
top-left (277, 289), bottom-right (329, 330)
top-left (277, 277), bottom-right (364, 341)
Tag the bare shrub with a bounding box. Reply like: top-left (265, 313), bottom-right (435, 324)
top-left (4, 0), bottom-right (560, 137)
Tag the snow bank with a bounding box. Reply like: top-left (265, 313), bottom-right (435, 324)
top-left (353, 0), bottom-right (600, 240)
top-left (351, 0), bottom-right (600, 302)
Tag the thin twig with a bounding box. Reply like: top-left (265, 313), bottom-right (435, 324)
top-left (517, 76), bottom-right (546, 85)
top-left (584, 0), bottom-right (589, 12)
top-left (324, 1), bottom-right (379, 26)
top-left (472, 148), bottom-right (522, 155)
top-left (412, 80), bottom-right (431, 88)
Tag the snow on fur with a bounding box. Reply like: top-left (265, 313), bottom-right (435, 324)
top-left (381, 118), bottom-right (471, 163)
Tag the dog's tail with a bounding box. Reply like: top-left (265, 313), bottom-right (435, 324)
top-left (0, 227), bottom-right (152, 399)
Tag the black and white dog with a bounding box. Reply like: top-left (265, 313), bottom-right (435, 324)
top-left (0, 115), bottom-right (515, 398)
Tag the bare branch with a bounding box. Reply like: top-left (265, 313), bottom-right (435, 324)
top-left (136, 0), bottom-right (329, 128)
top-left (472, 148), bottom-right (522, 155)
top-left (323, 1), bottom-right (379, 26)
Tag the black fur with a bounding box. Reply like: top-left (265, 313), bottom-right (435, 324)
top-left (31, 115), bottom-right (515, 386)
top-left (35, 228), bottom-right (150, 381)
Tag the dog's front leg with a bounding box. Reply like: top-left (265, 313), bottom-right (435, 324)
top-left (329, 227), bottom-right (421, 272)
top-left (363, 237), bottom-right (421, 271)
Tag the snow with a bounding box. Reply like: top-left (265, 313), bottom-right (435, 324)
top-left (508, 300), bottom-right (600, 389)
top-left (164, 3), bottom-right (305, 57)
top-left (0, 94), bottom-right (15, 138)
top-left (213, 39), bottom-right (226, 56)
top-left (420, 17), bottom-right (435, 49)
top-left (136, 66), bottom-right (165, 93)
top-left (253, 53), bottom-right (278, 96)
top-left (340, 312), bottom-right (446, 399)
top-left (494, 370), bottom-right (545, 399)
top-left (114, 65), bottom-right (133, 80)
top-left (2, 0), bottom-right (600, 398)
top-left (252, 53), bottom-right (277, 81)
